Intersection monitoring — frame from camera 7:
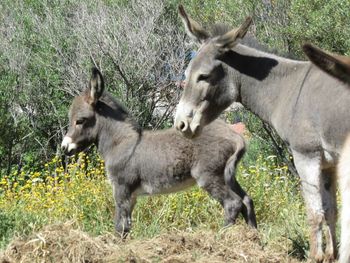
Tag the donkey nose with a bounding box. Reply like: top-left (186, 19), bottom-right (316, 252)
top-left (61, 136), bottom-right (73, 155)
top-left (177, 120), bottom-right (189, 133)
top-left (61, 144), bottom-right (67, 152)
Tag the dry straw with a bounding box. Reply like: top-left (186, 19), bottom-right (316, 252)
top-left (0, 222), bottom-right (301, 263)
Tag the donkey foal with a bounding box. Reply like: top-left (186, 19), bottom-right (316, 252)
top-left (61, 68), bottom-right (257, 236)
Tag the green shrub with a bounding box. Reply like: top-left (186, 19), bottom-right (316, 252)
top-left (287, 0), bottom-right (350, 57)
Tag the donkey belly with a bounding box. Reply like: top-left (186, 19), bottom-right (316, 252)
top-left (135, 157), bottom-right (195, 196)
top-left (134, 132), bottom-right (196, 196)
top-left (136, 177), bottom-right (196, 196)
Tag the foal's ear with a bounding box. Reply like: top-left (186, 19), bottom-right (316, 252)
top-left (88, 67), bottom-right (105, 105)
top-left (303, 43), bottom-right (350, 85)
top-left (216, 16), bottom-right (252, 50)
top-left (178, 5), bottom-right (209, 44)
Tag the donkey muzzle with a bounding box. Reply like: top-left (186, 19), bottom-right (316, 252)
top-left (175, 117), bottom-right (201, 138)
top-left (61, 136), bottom-right (77, 156)
top-left (175, 100), bottom-right (208, 138)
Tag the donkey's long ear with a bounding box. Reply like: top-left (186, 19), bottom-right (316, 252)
top-left (88, 67), bottom-right (104, 105)
top-left (216, 16), bottom-right (252, 50)
top-left (303, 43), bottom-right (350, 85)
top-left (178, 5), bottom-right (209, 44)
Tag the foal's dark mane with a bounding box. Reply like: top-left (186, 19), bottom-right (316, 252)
top-left (97, 91), bottom-right (141, 134)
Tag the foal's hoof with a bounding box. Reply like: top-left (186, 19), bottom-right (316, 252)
top-left (115, 226), bottom-right (130, 240)
top-left (116, 231), bottom-right (129, 240)
top-left (223, 221), bottom-right (236, 228)
top-left (248, 219), bottom-right (258, 229)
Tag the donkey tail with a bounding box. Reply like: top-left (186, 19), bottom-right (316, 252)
top-left (224, 132), bottom-right (257, 228)
top-left (339, 136), bottom-right (350, 263)
top-left (224, 133), bottom-right (245, 187)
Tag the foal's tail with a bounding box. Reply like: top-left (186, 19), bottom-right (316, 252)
top-left (339, 136), bottom-right (350, 263)
top-left (224, 133), bottom-right (245, 187)
top-left (224, 133), bottom-right (257, 228)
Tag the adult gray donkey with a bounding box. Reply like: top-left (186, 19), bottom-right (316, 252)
top-left (174, 5), bottom-right (350, 262)
top-left (303, 43), bottom-right (350, 263)
top-left (61, 68), bottom-right (257, 237)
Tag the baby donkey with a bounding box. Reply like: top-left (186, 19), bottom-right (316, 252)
top-left (61, 68), bottom-right (257, 235)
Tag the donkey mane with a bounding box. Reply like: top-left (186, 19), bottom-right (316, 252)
top-left (94, 91), bottom-right (141, 134)
top-left (210, 23), bottom-right (231, 37)
top-left (210, 23), bottom-right (284, 57)
top-left (210, 23), bottom-right (267, 51)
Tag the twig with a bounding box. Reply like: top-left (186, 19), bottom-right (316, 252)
top-left (261, 122), bottom-right (298, 177)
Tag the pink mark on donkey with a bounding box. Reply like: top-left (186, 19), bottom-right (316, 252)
top-left (231, 122), bottom-right (246, 135)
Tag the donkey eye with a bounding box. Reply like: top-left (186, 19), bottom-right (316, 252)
top-left (76, 118), bottom-right (86, 125)
top-left (200, 86), bottom-right (211, 101)
top-left (197, 74), bottom-right (210, 82)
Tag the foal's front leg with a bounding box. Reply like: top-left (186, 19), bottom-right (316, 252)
top-left (112, 182), bottom-right (136, 237)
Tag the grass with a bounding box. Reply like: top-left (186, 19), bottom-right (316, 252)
top-left (0, 150), bottom-right (309, 260)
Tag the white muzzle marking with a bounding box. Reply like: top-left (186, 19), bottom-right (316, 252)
top-left (174, 101), bottom-right (193, 125)
top-left (61, 136), bottom-right (77, 153)
top-left (189, 100), bottom-right (208, 134)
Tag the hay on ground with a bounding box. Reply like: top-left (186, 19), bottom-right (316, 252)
top-left (0, 222), bottom-right (302, 263)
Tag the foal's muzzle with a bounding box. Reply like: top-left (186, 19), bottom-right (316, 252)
top-left (61, 136), bottom-right (77, 156)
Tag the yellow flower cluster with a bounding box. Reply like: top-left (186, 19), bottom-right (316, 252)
top-left (0, 153), bottom-right (110, 225)
top-left (0, 152), bottom-right (306, 241)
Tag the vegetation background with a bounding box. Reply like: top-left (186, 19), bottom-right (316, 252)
top-left (0, 0), bottom-right (350, 261)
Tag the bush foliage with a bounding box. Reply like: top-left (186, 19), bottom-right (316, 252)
top-left (1, 0), bottom-right (350, 172)
top-left (0, 0), bottom-right (349, 172)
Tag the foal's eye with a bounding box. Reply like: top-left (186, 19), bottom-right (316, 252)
top-left (197, 74), bottom-right (210, 82)
top-left (76, 118), bottom-right (86, 125)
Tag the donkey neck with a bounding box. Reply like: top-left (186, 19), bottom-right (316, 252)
top-left (225, 44), bottom-right (311, 124)
top-left (95, 105), bottom-right (141, 165)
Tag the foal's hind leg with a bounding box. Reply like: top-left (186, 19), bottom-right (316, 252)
top-left (230, 181), bottom-right (257, 228)
top-left (196, 175), bottom-right (244, 226)
top-left (224, 153), bottom-right (257, 228)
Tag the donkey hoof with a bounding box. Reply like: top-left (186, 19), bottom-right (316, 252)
top-left (223, 221), bottom-right (236, 228)
top-left (115, 225), bottom-right (130, 239)
top-left (312, 252), bottom-right (325, 263)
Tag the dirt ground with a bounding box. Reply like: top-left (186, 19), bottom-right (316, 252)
top-left (0, 222), bottom-right (304, 263)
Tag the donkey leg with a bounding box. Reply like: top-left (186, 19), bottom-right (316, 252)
top-left (230, 181), bottom-right (257, 228)
top-left (222, 190), bottom-right (244, 226)
top-left (338, 138), bottom-right (350, 263)
top-left (224, 155), bottom-right (257, 228)
top-left (293, 151), bottom-right (326, 262)
top-left (197, 176), bottom-right (244, 226)
top-left (112, 183), bottom-right (136, 237)
top-left (321, 168), bottom-right (337, 262)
